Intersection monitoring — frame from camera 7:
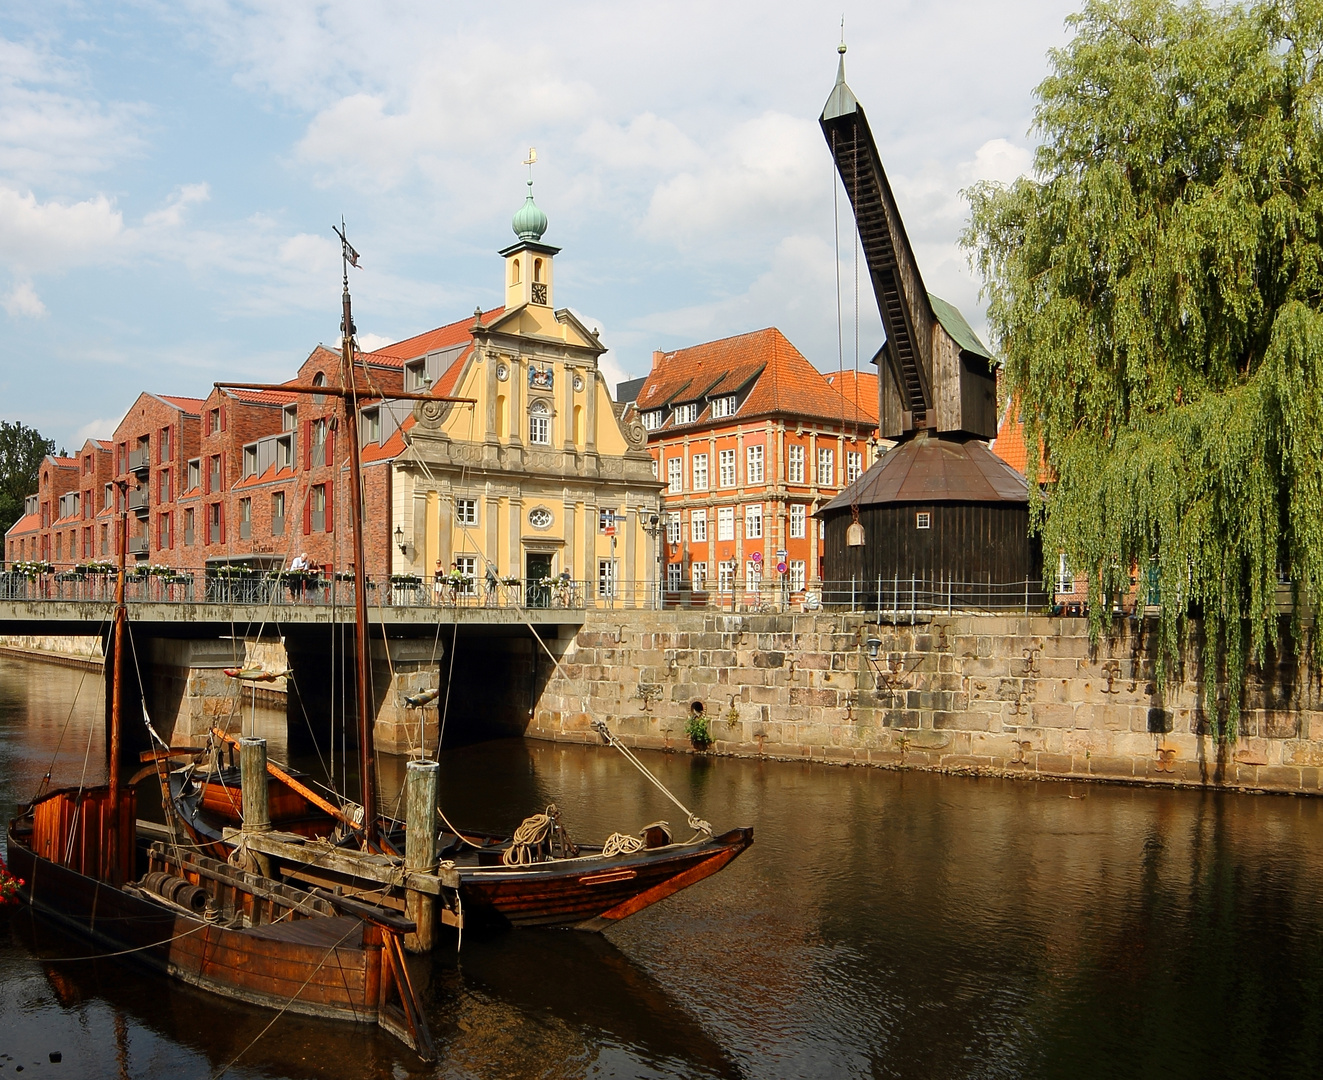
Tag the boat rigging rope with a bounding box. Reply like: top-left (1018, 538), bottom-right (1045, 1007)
top-left (501, 804), bottom-right (577, 865)
top-left (590, 719), bottom-right (712, 837)
top-left (601, 831), bottom-right (644, 858)
top-left (519, 624), bottom-right (713, 838)
top-left (37, 920), bottom-right (211, 962)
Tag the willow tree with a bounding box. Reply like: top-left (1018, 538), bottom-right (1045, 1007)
top-left (964, 0), bottom-right (1323, 735)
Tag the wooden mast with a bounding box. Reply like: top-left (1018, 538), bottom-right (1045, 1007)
top-left (107, 481), bottom-right (129, 883)
top-left (337, 244), bottom-right (377, 850)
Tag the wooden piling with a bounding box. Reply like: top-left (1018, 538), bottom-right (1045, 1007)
top-left (239, 737), bottom-right (273, 876)
top-left (403, 759), bottom-right (439, 952)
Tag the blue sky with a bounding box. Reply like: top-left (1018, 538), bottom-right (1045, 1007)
top-left (0, 1), bottom-right (1076, 450)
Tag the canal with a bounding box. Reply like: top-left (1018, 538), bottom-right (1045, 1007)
top-left (3, 654), bottom-right (1323, 1078)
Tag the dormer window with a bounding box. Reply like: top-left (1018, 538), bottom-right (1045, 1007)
top-left (710, 395), bottom-right (737, 419)
top-left (405, 362), bottom-right (430, 391)
top-left (641, 410), bottom-right (663, 430)
top-left (672, 402), bottom-right (698, 425)
top-left (360, 408), bottom-right (380, 445)
top-left (282, 405), bottom-right (297, 432)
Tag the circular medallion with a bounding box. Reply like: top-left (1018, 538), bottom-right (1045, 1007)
top-left (528, 507), bottom-right (553, 529)
top-left (496, 363), bottom-right (509, 381)
top-left (572, 374), bottom-right (585, 392)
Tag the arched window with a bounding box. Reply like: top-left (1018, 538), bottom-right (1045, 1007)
top-left (533, 258), bottom-right (542, 283)
top-left (511, 258), bottom-right (521, 285)
top-left (312, 370), bottom-right (326, 405)
top-left (529, 399), bottom-right (551, 445)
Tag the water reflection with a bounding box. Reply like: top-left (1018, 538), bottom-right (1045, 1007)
top-left (6, 656), bottom-right (1323, 1077)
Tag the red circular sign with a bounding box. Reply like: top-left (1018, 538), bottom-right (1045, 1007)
top-left (776, 562), bottom-right (787, 573)
top-left (751, 551), bottom-right (763, 562)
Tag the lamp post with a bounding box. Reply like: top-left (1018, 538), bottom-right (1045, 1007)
top-left (638, 507), bottom-right (665, 611)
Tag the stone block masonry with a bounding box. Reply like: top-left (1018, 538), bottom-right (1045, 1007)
top-left (530, 610), bottom-right (1323, 796)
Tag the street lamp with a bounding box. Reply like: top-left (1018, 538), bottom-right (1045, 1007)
top-left (638, 508), bottom-right (666, 611)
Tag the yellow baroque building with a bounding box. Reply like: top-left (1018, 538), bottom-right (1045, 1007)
top-left (367, 184), bottom-right (662, 606)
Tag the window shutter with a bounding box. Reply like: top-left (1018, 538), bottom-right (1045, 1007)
top-left (304, 421), bottom-right (311, 469)
top-left (303, 492), bottom-right (311, 535)
top-left (327, 425), bottom-right (336, 471)
top-left (221, 405), bottom-right (227, 431)
top-left (324, 481), bottom-right (334, 533)
top-left (219, 503), bottom-right (225, 544)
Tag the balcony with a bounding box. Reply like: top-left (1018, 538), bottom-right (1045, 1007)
top-left (271, 517), bottom-right (285, 537)
top-left (127, 488), bottom-right (148, 513)
top-left (239, 521), bottom-right (251, 539)
top-left (128, 446), bottom-right (150, 472)
top-left (209, 524), bottom-right (221, 544)
top-left (127, 535), bottom-right (148, 555)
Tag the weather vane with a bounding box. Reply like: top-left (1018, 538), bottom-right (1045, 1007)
top-left (524, 147), bottom-right (537, 187)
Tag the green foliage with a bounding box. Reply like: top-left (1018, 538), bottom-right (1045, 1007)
top-left (964, 0), bottom-right (1323, 736)
top-left (0, 420), bottom-right (54, 540)
top-left (684, 712), bottom-right (711, 749)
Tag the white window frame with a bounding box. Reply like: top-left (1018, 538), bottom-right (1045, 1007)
top-left (642, 410), bottom-right (662, 430)
top-left (692, 453), bottom-right (708, 491)
top-left (718, 449), bottom-right (736, 487)
top-left (691, 561), bottom-right (708, 591)
top-left (745, 503), bottom-right (763, 539)
top-left (529, 399), bottom-right (551, 444)
top-left (667, 457), bottom-right (683, 493)
top-left (1057, 552), bottom-right (1073, 594)
top-left (455, 555), bottom-right (477, 594)
top-left (710, 395), bottom-right (736, 419)
top-left (846, 450), bottom-right (863, 483)
top-left (745, 560), bottom-right (762, 588)
top-left (789, 503), bottom-right (806, 539)
top-left (598, 507), bottom-right (617, 533)
top-left (817, 447), bottom-right (835, 487)
top-left (746, 444), bottom-right (764, 484)
top-left (666, 562), bottom-right (682, 593)
top-left (717, 506), bottom-right (735, 541)
top-left (598, 558), bottom-right (618, 598)
top-left (455, 498), bottom-right (478, 526)
top-left (789, 560), bottom-right (806, 592)
top-left (690, 510), bottom-right (708, 542)
top-left (717, 559), bottom-right (736, 593)
top-left (673, 402), bottom-right (697, 425)
top-left (916, 511), bottom-right (931, 530)
top-left (788, 444), bottom-right (805, 483)
top-left (666, 511), bottom-right (681, 544)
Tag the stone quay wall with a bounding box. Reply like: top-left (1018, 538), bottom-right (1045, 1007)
top-left (530, 610), bottom-right (1323, 796)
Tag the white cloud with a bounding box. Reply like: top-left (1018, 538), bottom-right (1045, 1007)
top-left (357, 331), bottom-right (397, 352)
top-left (0, 187), bottom-right (123, 272)
top-left (142, 182), bottom-right (210, 229)
top-left (2, 278), bottom-right (46, 318)
top-left (73, 416), bottom-right (117, 444)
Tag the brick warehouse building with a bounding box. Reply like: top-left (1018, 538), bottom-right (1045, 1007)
top-left (624, 328), bottom-right (879, 604)
top-left (5, 183), bottom-right (663, 597)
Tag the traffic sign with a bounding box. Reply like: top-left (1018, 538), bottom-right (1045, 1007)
top-left (605, 526), bottom-right (616, 536)
top-left (776, 561), bottom-right (788, 574)
top-left (776, 549), bottom-right (787, 558)
top-left (751, 551), bottom-right (762, 562)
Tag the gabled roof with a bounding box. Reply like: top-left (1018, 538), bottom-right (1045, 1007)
top-left (47, 455), bottom-right (79, 469)
top-left (223, 388), bottom-right (298, 407)
top-left (5, 512), bottom-right (40, 537)
top-left (635, 327), bottom-right (875, 430)
top-left (363, 308), bottom-right (504, 368)
top-left (824, 370), bottom-right (880, 422)
top-left (155, 394), bottom-right (206, 415)
top-left (928, 294), bottom-right (993, 361)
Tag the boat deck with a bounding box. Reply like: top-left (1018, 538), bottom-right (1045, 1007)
top-left (243, 914), bottom-right (364, 948)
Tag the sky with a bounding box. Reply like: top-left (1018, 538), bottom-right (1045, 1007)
top-left (0, 0), bottom-right (1078, 452)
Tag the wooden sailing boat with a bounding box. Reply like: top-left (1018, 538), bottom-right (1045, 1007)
top-left (6, 446), bottom-right (437, 1060)
top-left (170, 226), bottom-right (752, 941)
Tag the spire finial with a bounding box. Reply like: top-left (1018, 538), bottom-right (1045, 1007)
top-left (512, 150), bottom-right (548, 242)
top-left (524, 147), bottom-right (538, 191)
top-left (839, 15), bottom-right (846, 54)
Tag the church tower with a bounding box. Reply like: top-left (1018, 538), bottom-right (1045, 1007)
top-left (501, 152), bottom-right (559, 310)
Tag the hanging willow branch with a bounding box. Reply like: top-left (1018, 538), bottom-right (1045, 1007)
top-left (963, 0), bottom-right (1323, 737)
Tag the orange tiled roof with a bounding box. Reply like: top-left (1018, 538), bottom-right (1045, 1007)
top-left (49, 455), bottom-right (78, 468)
top-left (362, 425), bottom-right (409, 464)
top-left (155, 395), bottom-right (206, 414)
top-left (5, 512), bottom-right (40, 537)
top-left (233, 464), bottom-right (297, 491)
top-left (824, 370), bottom-right (879, 422)
top-left (224, 388), bottom-right (298, 407)
top-left (992, 397), bottom-right (1031, 474)
top-left (636, 328), bottom-right (875, 430)
top-left (363, 307), bottom-right (504, 368)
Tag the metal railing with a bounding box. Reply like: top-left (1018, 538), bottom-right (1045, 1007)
top-left (128, 446), bottom-right (150, 471)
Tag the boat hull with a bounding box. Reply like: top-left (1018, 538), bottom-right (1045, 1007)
top-left (7, 788), bottom-right (432, 1058)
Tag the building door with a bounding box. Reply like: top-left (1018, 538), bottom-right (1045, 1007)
top-left (525, 552), bottom-right (553, 607)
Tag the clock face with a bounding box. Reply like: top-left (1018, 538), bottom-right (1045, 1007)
top-left (496, 363), bottom-right (509, 381)
top-left (528, 507), bottom-right (553, 529)
top-left (572, 374), bottom-right (585, 392)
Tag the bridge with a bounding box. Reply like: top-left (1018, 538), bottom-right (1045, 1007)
top-left (0, 571), bottom-right (605, 759)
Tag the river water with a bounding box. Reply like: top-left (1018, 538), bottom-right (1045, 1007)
top-left (4, 655), bottom-right (1323, 1079)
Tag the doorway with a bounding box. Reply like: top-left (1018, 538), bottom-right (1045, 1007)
top-left (525, 552), bottom-right (553, 607)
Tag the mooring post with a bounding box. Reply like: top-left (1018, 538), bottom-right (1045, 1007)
top-left (239, 736), bottom-right (273, 876)
top-left (404, 758), bottom-right (440, 953)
